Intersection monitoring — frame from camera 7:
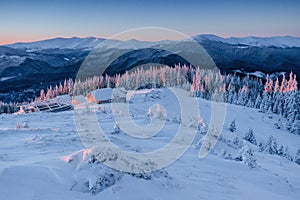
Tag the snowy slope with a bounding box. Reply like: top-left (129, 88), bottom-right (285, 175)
top-left (0, 88), bottom-right (299, 200)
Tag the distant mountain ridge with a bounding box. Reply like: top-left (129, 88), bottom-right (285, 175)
top-left (1, 34), bottom-right (300, 103)
top-left (5, 34), bottom-right (300, 50)
top-left (5, 37), bottom-right (105, 50)
top-left (194, 34), bottom-right (300, 48)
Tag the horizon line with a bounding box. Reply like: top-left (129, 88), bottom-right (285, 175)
top-left (2, 33), bottom-right (300, 46)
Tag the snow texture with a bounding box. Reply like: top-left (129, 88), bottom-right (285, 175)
top-left (0, 88), bottom-right (300, 200)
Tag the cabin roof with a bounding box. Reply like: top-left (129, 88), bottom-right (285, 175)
top-left (89, 88), bottom-right (127, 101)
top-left (90, 88), bottom-right (113, 101)
top-left (19, 95), bottom-right (73, 113)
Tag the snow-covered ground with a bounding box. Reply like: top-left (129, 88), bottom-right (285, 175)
top-left (0, 88), bottom-right (299, 200)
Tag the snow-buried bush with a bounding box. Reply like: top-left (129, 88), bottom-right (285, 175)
top-left (63, 149), bottom-right (122, 194)
top-left (63, 148), bottom-right (171, 194)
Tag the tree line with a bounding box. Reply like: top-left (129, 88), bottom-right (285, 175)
top-left (1, 64), bottom-right (299, 135)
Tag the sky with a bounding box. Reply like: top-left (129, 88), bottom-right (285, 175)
top-left (0, 0), bottom-right (300, 44)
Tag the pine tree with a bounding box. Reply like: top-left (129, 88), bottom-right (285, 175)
top-left (63, 79), bottom-right (68, 94)
top-left (274, 116), bottom-right (283, 129)
top-left (283, 146), bottom-right (293, 161)
top-left (235, 144), bottom-right (257, 168)
top-left (291, 120), bottom-right (300, 135)
top-left (287, 72), bottom-right (294, 92)
top-left (274, 78), bottom-right (280, 92)
top-left (40, 90), bottom-right (45, 101)
top-left (244, 129), bottom-right (257, 145)
top-left (229, 120), bottom-right (237, 132)
top-left (278, 145), bottom-right (285, 156)
top-left (254, 94), bottom-right (262, 109)
top-left (280, 74), bottom-right (287, 93)
top-left (67, 78), bottom-right (73, 95)
top-left (260, 93), bottom-right (269, 113)
top-left (264, 136), bottom-right (278, 155)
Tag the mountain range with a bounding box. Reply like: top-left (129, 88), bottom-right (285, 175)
top-left (1, 34), bottom-right (300, 102)
top-left (6, 34), bottom-right (300, 50)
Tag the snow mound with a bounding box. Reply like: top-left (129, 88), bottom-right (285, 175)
top-left (62, 149), bottom-right (122, 194)
top-left (62, 148), bottom-right (172, 194)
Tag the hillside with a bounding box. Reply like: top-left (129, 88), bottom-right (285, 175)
top-left (0, 88), bottom-right (299, 200)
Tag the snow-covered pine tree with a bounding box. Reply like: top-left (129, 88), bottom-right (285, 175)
top-left (274, 78), bottom-right (280, 93)
top-left (39, 89), bottom-right (45, 101)
top-left (54, 85), bottom-right (59, 97)
top-left (229, 120), bottom-right (237, 132)
top-left (235, 144), bottom-right (257, 168)
top-left (63, 79), bottom-right (68, 94)
top-left (237, 83), bottom-right (249, 106)
top-left (67, 78), bottom-right (73, 95)
top-left (272, 93), bottom-right (279, 114)
top-left (260, 92), bottom-right (269, 113)
top-left (254, 94), bottom-right (262, 109)
top-left (264, 136), bottom-right (278, 155)
top-left (58, 82), bottom-right (63, 95)
top-left (278, 145), bottom-right (285, 156)
top-left (291, 120), bottom-right (300, 135)
top-left (282, 146), bottom-right (293, 161)
top-left (280, 74), bottom-right (287, 93)
top-left (46, 86), bottom-right (53, 99)
top-left (274, 116), bottom-right (283, 129)
top-left (244, 129), bottom-right (257, 145)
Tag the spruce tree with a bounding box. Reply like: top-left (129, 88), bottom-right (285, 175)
top-left (291, 120), bottom-right (300, 135)
top-left (244, 129), bottom-right (257, 145)
top-left (264, 136), bottom-right (278, 155)
top-left (236, 145), bottom-right (257, 168)
top-left (229, 120), bottom-right (237, 132)
top-left (274, 116), bottom-right (283, 129)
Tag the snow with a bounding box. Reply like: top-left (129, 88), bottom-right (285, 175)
top-left (0, 88), bottom-right (300, 199)
top-left (0, 76), bottom-right (16, 81)
top-left (54, 94), bottom-right (72, 104)
top-left (248, 71), bottom-right (266, 78)
top-left (0, 54), bottom-right (26, 70)
top-left (89, 88), bottom-right (113, 102)
top-left (0, 55), bottom-right (23, 59)
top-left (232, 70), bottom-right (287, 80)
top-left (194, 34), bottom-right (300, 48)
